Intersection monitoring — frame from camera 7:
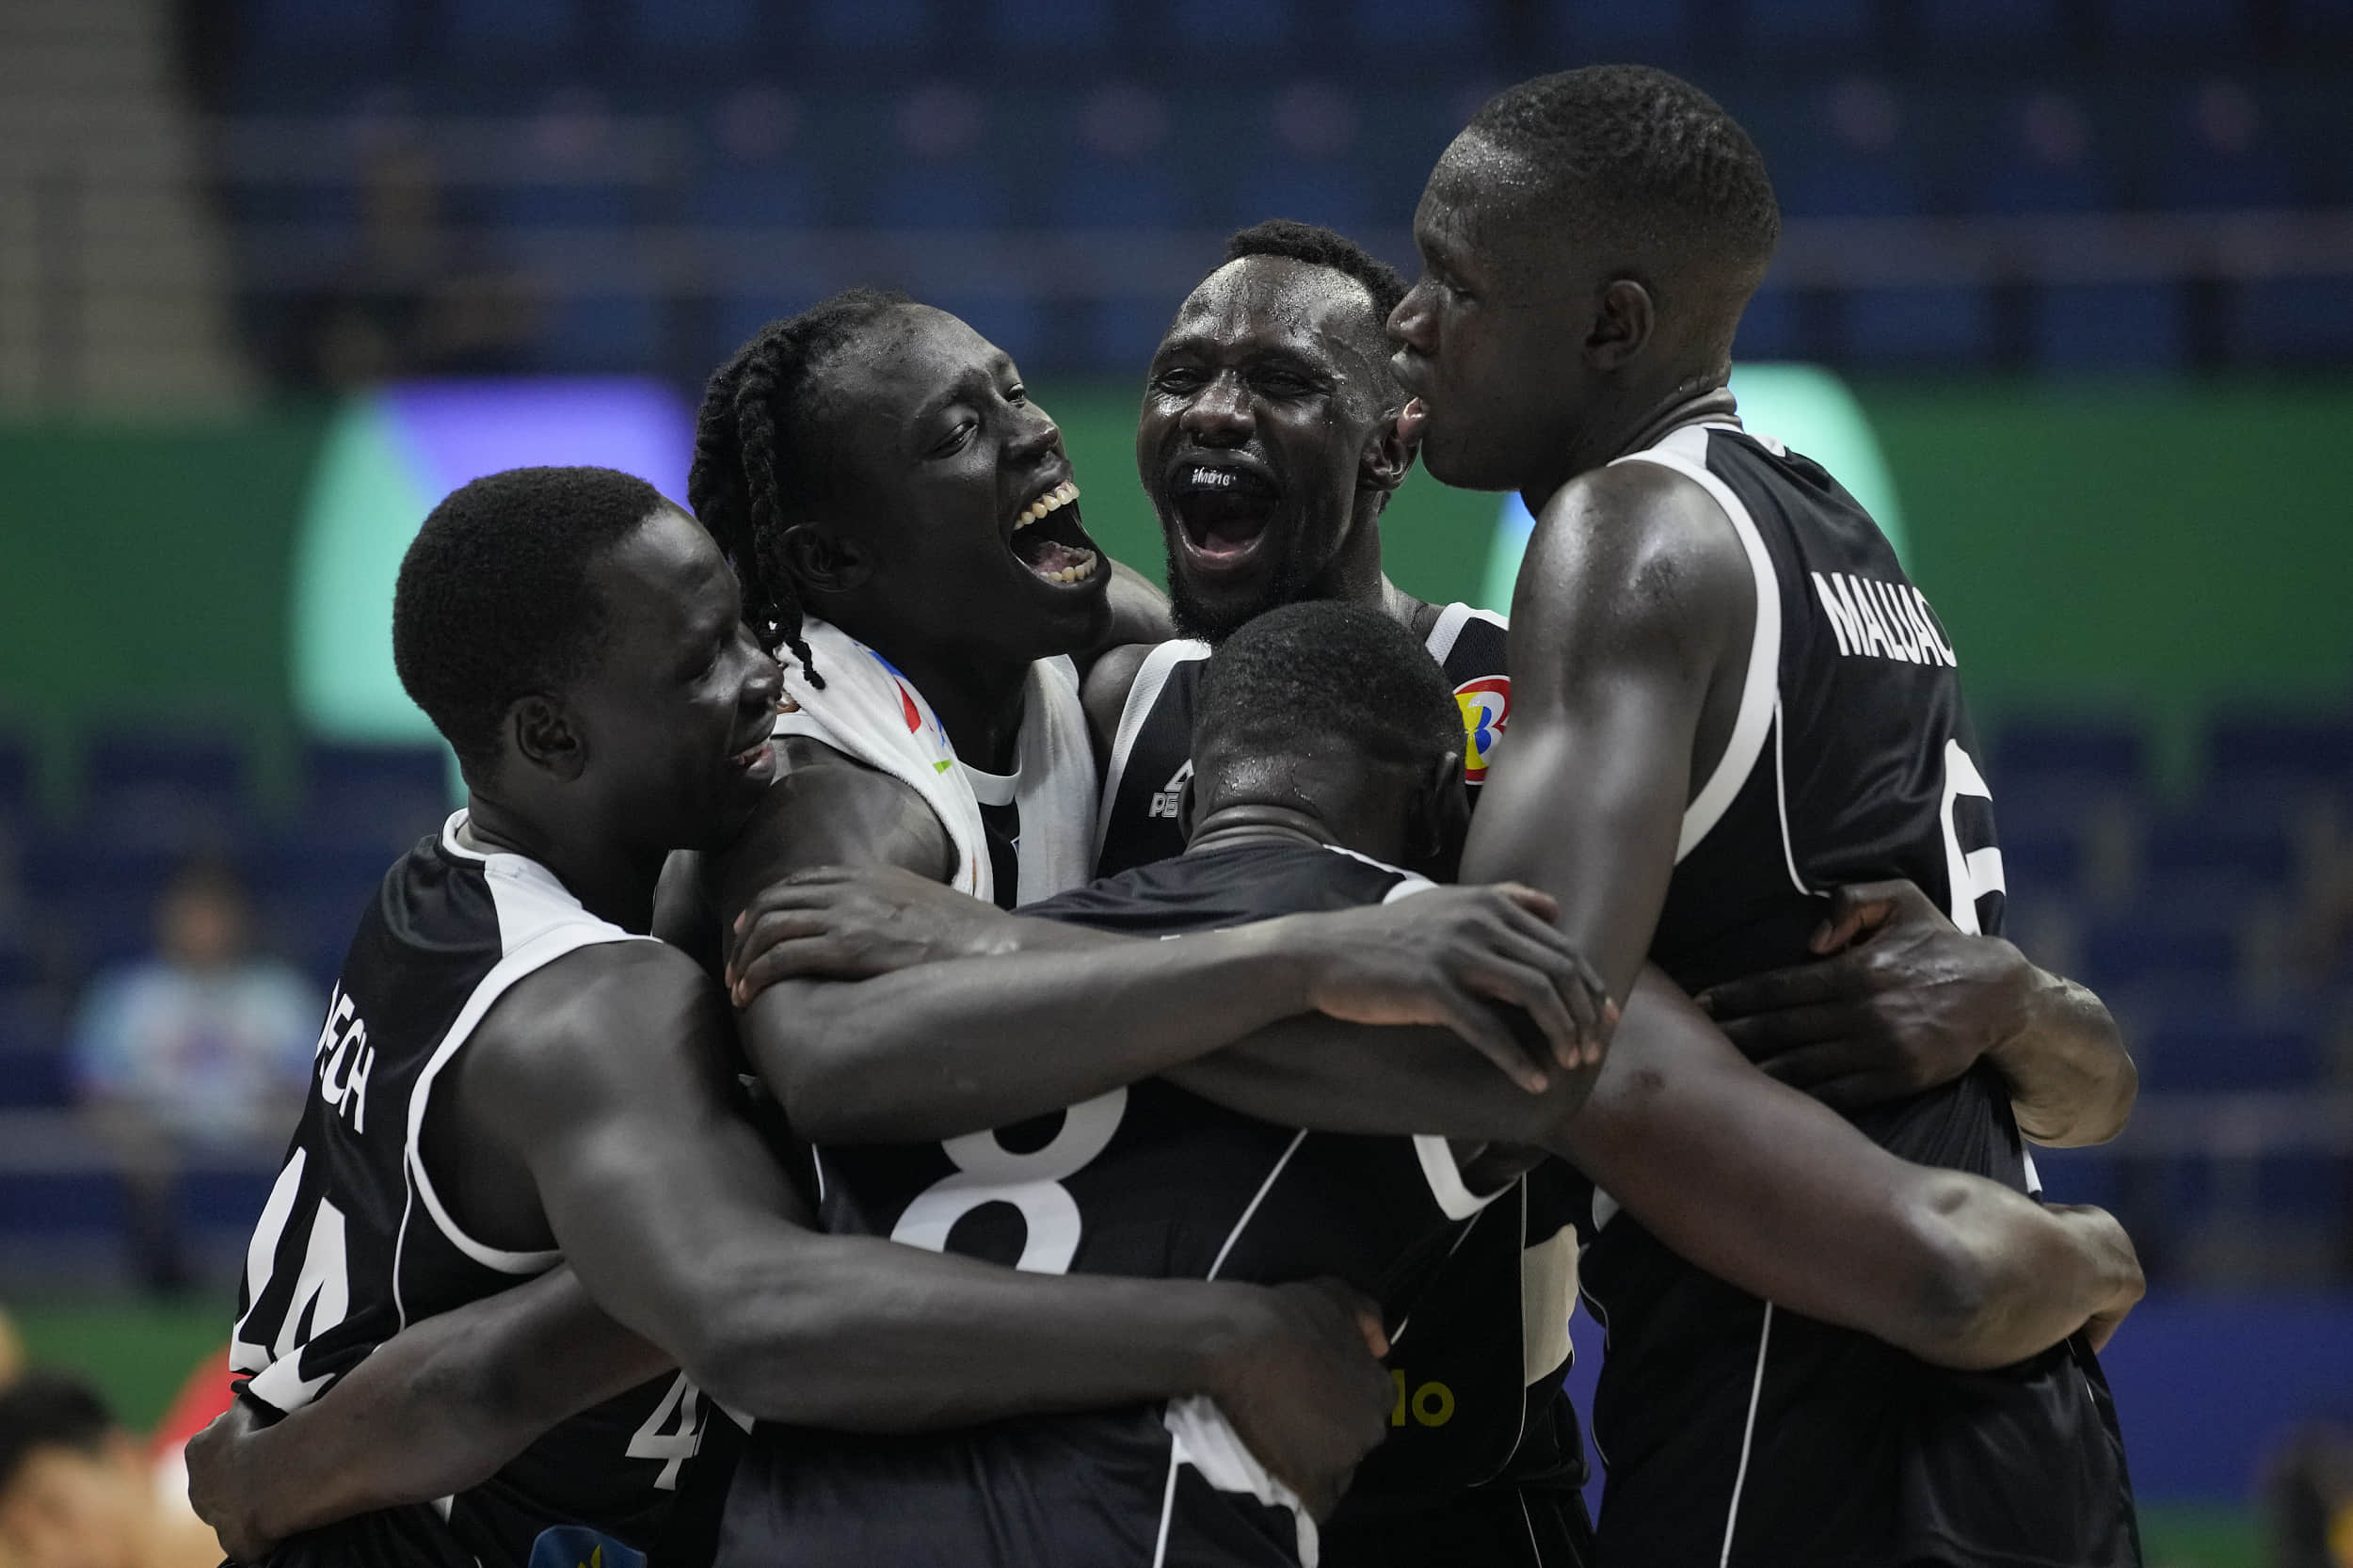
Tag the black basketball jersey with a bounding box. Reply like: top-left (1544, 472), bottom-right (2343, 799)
top-left (1574, 423), bottom-right (2137, 1567)
top-left (1094, 604), bottom-right (1511, 881)
top-left (232, 813), bottom-right (716, 1568)
top-left (1090, 607), bottom-right (1593, 1566)
top-left (718, 839), bottom-right (1513, 1568)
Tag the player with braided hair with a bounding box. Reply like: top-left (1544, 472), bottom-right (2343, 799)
top-left (688, 287), bottom-right (908, 689)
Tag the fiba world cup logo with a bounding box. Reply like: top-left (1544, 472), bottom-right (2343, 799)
top-left (1453, 676), bottom-right (1511, 781)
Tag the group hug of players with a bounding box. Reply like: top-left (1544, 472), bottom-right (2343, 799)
top-left (194, 65), bottom-right (2148, 1568)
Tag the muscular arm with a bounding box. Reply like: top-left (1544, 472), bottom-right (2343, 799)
top-left (744, 881), bottom-right (1598, 1144)
top-left (193, 1268), bottom-right (674, 1553)
top-left (1459, 463), bottom-right (1753, 1000)
top-left (1694, 880), bottom-right (2137, 1145)
top-left (1170, 969), bottom-right (2141, 1370)
top-left (456, 943), bottom-right (1311, 1427)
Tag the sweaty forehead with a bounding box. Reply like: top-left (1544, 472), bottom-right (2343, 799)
top-left (1167, 255), bottom-right (1385, 368)
top-left (829, 305), bottom-right (1007, 424)
top-left (1420, 134), bottom-right (1564, 270)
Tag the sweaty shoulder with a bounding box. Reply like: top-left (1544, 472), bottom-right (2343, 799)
top-left (1080, 640), bottom-right (1158, 758)
top-left (1516, 457), bottom-right (1753, 667)
top-left (472, 939), bottom-right (720, 1090)
top-left (713, 736), bottom-right (955, 920)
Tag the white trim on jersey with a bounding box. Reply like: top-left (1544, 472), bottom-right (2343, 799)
top-left (1423, 600), bottom-right (1508, 665)
top-left (1609, 425), bottom-right (1784, 865)
top-left (402, 812), bottom-right (652, 1277)
top-left (1719, 1303), bottom-right (1776, 1568)
top-left (1520, 1222), bottom-right (1579, 1385)
top-left (1770, 696), bottom-right (1811, 898)
top-left (1093, 638), bottom-right (1211, 868)
top-left (1160, 1125), bottom-right (1319, 1567)
top-left (1413, 1135), bottom-right (1515, 1222)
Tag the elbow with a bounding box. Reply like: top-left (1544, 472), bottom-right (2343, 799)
top-left (745, 1007), bottom-right (870, 1144)
top-left (1889, 1176), bottom-right (2025, 1371)
top-left (664, 1256), bottom-right (813, 1418)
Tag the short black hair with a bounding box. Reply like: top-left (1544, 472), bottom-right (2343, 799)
top-left (392, 466), bottom-right (670, 778)
top-left (1225, 218), bottom-right (1408, 329)
top-left (1195, 601), bottom-right (1461, 781)
top-left (1465, 66), bottom-right (1780, 292)
top-left (690, 287), bottom-right (915, 690)
top-left (0, 1373), bottom-right (115, 1496)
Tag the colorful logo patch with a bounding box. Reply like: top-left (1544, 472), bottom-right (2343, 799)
top-left (1453, 676), bottom-right (1511, 780)
top-left (527, 1526), bottom-right (646, 1568)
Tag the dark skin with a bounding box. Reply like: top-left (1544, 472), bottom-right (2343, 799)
top-left (1381, 120), bottom-right (2141, 1334)
top-left (733, 736), bottom-right (1609, 1154)
top-left (1089, 242), bottom-right (2133, 1138)
top-left (1388, 128), bottom-right (2133, 1138)
top-left (185, 505), bottom-right (1394, 1560)
top-left (662, 303), bottom-right (1171, 953)
top-left (722, 752), bottom-right (2141, 1374)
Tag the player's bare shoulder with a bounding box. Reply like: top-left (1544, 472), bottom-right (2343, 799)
top-left (472, 939), bottom-right (725, 1094)
top-left (1080, 640), bottom-right (1159, 755)
top-left (1516, 453), bottom-right (1755, 672)
top-left (719, 735), bottom-right (957, 901)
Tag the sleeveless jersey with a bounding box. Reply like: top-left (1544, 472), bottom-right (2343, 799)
top-left (1575, 423), bottom-right (2137, 1567)
top-left (1090, 606), bottom-right (1593, 1568)
top-left (1093, 602), bottom-right (1512, 881)
top-left (232, 813), bottom-right (716, 1568)
top-left (718, 839), bottom-right (1513, 1568)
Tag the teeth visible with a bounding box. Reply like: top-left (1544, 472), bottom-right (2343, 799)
top-left (1014, 481), bottom-right (1081, 531)
top-left (1044, 551), bottom-right (1100, 585)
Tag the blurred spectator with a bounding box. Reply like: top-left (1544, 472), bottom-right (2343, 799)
top-left (2264, 1422), bottom-right (2353, 1567)
top-left (0, 1309), bottom-right (21, 1389)
top-left (68, 864), bottom-right (318, 1295)
top-left (295, 137), bottom-right (540, 388)
top-left (0, 1372), bottom-right (218, 1568)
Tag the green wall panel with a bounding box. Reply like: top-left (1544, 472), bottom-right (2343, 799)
top-left (0, 412), bottom-right (328, 808)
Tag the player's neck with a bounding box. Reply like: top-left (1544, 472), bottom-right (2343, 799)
top-left (1185, 805), bottom-right (1336, 856)
top-left (1522, 382), bottom-right (1737, 512)
top-left (458, 795), bottom-right (663, 932)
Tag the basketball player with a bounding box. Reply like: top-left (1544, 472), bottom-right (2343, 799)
top-left (1065, 218), bottom-right (2135, 1565)
top-left (214, 466), bottom-right (1417, 1564)
top-left (1391, 66), bottom-right (2140, 1563)
top-left (716, 602), bottom-right (2140, 1567)
top-left (720, 601), bottom-right (1582, 1566)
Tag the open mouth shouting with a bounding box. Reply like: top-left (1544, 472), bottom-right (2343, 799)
top-left (1167, 458), bottom-right (1281, 574)
top-left (1009, 479), bottom-right (1102, 588)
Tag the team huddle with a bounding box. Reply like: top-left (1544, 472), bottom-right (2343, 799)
top-left (192, 67), bottom-right (2146, 1568)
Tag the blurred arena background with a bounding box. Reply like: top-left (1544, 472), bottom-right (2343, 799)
top-left (2, 0), bottom-right (2351, 1560)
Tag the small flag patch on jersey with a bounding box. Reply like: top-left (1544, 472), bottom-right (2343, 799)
top-left (1453, 676), bottom-right (1511, 779)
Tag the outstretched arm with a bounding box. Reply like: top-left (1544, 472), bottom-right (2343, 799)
top-left (737, 878), bottom-right (1608, 1144)
top-left (466, 943), bottom-right (1387, 1434)
top-left (1168, 968), bottom-right (2143, 1370)
top-left (1696, 880), bottom-right (2137, 1145)
top-left (190, 1267), bottom-right (670, 1559)
top-left (190, 944), bottom-right (1393, 1558)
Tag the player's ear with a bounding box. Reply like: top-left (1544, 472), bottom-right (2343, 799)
top-left (1411, 752), bottom-right (1470, 879)
top-left (777, 522), bottom-right (874, 598)
top-left (507, 694), bottom-right (585, 783)
top-left (1588, 278), bottom-right (1655, 371)
top-left (1360, 402), bottom-right (1419, 495)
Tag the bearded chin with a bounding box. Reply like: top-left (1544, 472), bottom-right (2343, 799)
top-left (1163, 541), bottom-right (1319, 645)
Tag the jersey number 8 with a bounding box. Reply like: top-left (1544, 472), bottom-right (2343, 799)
top-left (889, 1088), bottom-right (1128, 1273)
